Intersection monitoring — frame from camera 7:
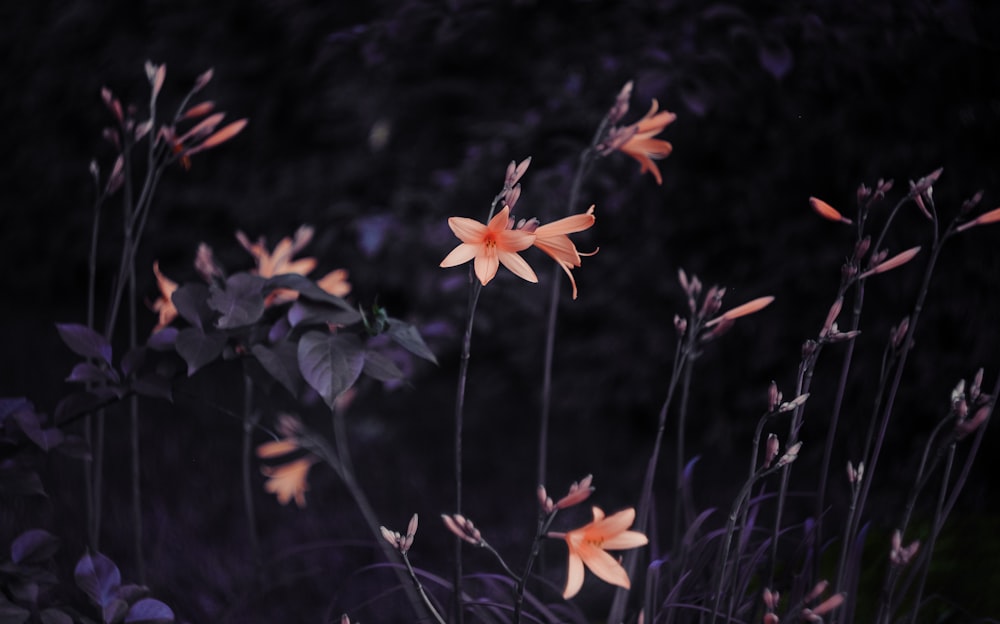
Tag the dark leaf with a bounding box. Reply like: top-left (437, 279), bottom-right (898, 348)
top-left (12, 410), bottom-right (64, 451)
top-left (120, 347), bottom-right (146, 378)
top-left (208, 273), bottom-right (265, 329)
top-left (116, 585), bottom-right (148, 604)
top-left (104, 599), bottom-right (129, 624)
top-left (40, 608), bottom-right (74, 624)
top-left (288, 300), bottom-right (362, 327)
top-left (146, 327), bottom-right (178, 351)
top-left (125, 598), bottom-right (174, 624)
top-left (54, 392), bottom-right (105, 424)
top-left (0, 599), bottom-right (30, 624)
top-left (387, 319), bottom-right (438, 364)
top-left (171, 283), bottom-right (213, 330)
top-left (0, 397), bottom-right (32, 424)
top-left (174, 328), bottom-right (226, 377)
top-left (55, 323), bottom-right (111, 365)
top-left (11, 529), bottom-right (59, 565)
top-left (297, 332), bottom-right (363, 409)
top-left (74, 551), bottom-right (121, 609)
top-left (265, 274), bottom-right (357, 312)
top-left (362, 349), bottom-right (405, 382)
top-left (54, 434), bottom-right (91, 460)
top-left (268, 316), bottom-right (291, 342)
top-left (131, 374), bottom-right (173, 402)
top-left (9, 581), bottom-right (38, 605)
top-left (251, 343), bottom-right (301, 397)
top-left (0, 469), bottom-right (46, 497)
top-left (66, 362), bottom-right (119, 385)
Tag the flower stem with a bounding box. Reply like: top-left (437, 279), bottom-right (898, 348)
top-left (241, 373), bottom-right (263, 582)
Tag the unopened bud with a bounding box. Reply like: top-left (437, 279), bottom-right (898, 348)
top-left (607, 80), bottom-right (634, 126)
top-left (763, 433), bottom-right (780, 469)
top-left (909, 167), bottom-right (943, 198)
top-left (970, 368), bottom-right (984, 403)
top-left (700, 286), bottom-right (725, 319)
top-left (778, 393), bottom-right (809, 413)
top-left (506, 183), bottom-right (522, 210)
top-left (853, 236), bottom-right (871, 263)
top-left (857, 183), bottom-right (871, 204)
top-left (956, 206), bottom-right (1000, 233)
top-left (890, 317), bottom-right (910, 350)
top-left (505, 157), bottom-right (531, 188)
top-left (555, 474), bottom-right (595, 510)
top-left (700, 317), bottom-right (733, 342)
top-left (802, 340), bottom-right (818, 358)
top-left (768, 381), bottom-right (781, 412)
top-left (811, 593), bottom-right (846, 616)
top-left (763, 587), bottom-right (779, 610)
top-left (859, 247), bottom-right (921, 280)
top-left (821, 298), bottom-right (843, 338)
top-left (674, 314), bottom-right (687, 337)
top-left (961, 190), bottom-right (984, 215)
top-left (809, 197), bottom-right (853, 225)
top-left (805, 580), bottom-right (829, 603)
top-left (875, 178), bottom-right (894, 196)
top-left (956, 405), bottom-right (990, 440)
top-left (776, 441), bottom-right (802, 468)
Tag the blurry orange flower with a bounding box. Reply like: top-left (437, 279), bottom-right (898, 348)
top-left (150, 261), bottom-right (178, 333)
top-left (440, 205), bottom-right (537, 286)
top-left (257, 437), bottom-right (316, 508)
top-left (600, 100), bottom-right (676, 185)
top-left (237, 226), bottom-right (350, 305)
top-left (556, 506), bottom-right (648, 599)
top-left (529, 206), bottom-right (597, 299)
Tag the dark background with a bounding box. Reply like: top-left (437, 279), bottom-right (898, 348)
top-left (2, 0), bottom-right (999, 622)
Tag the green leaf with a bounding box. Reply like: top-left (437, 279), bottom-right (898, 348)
top-left (297, 332), bottom-right (364, 409)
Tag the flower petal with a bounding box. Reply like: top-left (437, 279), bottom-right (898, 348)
top-left (487, 205), bottom-right (512, 232)
top-left (440, 243), bottom-right (479, 268)
top-left (256, 439), bottom-right (298, 458)
top-left (593, 507), bottom-right (637, 536)
top-left (534, 212), bottom-right (596, 237)
top-left (497, 250), bottom-right (538, 283)
top-left (495, 229), bottom-right (536, 252)
top-left (562, 551), bottom-right (585, 599)
top-left (601, 530), bottom-right (649, 550)
top-left (448, 217), bottom-right (487, 243)
top-left (474, 249), bottom-right (500, 286)
top-left (576, 542), bottom-right (631, 589)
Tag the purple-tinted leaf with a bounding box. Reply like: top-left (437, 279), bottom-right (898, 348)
top-left (54, 434), bottom-right (91, 460)
top-left (131, 374), bottom-right (173, 402)
top-left (0, 397), bottom-right (32, 423)
top-left (387, 319), bottom-right (437, 364)
top-left (287, 300), bottom-right (361, 328)
top-left (758, 35), bottom-right (793, 79)
top-left (66, 362), bottom-right (119, 385)
top-left (297, 331), bottom-right (364, 409)
top-left (12, 410), bottom-right (64, 451)
top-left (251, 343), bottom-right (300, 397)
top-left (174, 328), bottom-right (226, 377)
top-left (121, 347), bottom-right (146, 378)
top-left (146, 327), bottom-right (178, 351)
top-left (55, 323), bottom-right (112, 365)
top-left (171, 283), bottom-right (212, 330)
top-left (125, 598), bottom-right (174, 624)
top-left (208, 273), bottom-right (265, 329)
top-left (0, 600), bottom-right (30, 624)
top-left (11, 529), bottom-right (59, 565)
top-left (362, 349), bottom-right (405, 382)
top-left (54, 392), bottom-right (104, 424)
top-left (40, 608), bottom-right (73, 624)
top-left (74, 551), bottom-right (121, 609)
top-left (265, 274), bottom-right (359, 314)
top-left (268, 316), bottom-right (291, 342)
top-left (104, 599), bottom-right (129, 624)
top-left (116, 584), bottom-right (148, 604)
top-left (0, 469), bottom-right (46, 497)
top-left (9, 580), bottom-right (38, 604)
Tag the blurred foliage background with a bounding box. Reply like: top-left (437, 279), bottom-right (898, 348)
top-left (2, 0), bottom-right (999, 621)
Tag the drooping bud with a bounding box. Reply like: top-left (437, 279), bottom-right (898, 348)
top-left (768, 381), bottom-right (781, 412)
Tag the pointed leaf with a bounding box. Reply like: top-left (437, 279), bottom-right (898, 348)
top-left (0, 398), bottom-right (32, 423)
top-left (387, 319), bottom-right (438, 364)
top-left (125, 598), bottom-right (174, 624)
top-left (265, 274), bottom-right (357, 313)
top-left (174, 328), bottom-right (226, 376)
top-left (208, 273), bottom-right (265, 329)
top-left (40, 608), bottom-right (73, 624)
top-left (66, 362), bottom-right (119, 385)
top-left (0, 469), bottom-right (46, 497)
top-left (12, 410), bottom-right (63, 451)
top-left (297, 332), bottom-right (364, 409)
top-left (11, 529), bottom-right (59, 565)
top-left (131, 374), bottom-right (173, 402)
top-left (288, 300), bottom-right (362, 328)
top-left (74, 551), bottom-right (121, 609)
top-left (171, 283), bottom-right (213, 330)
top-left (104, 599), bottom-right (129, 624)
top-left (55, 324), bottom-right (111, 365)
top-left (146, 327), bottom-right (178, 351)
top-left (54, 392), bottom-right (104, 424)
top-left (251, 343), bottom-right (301, 397)
top-left (120, 347), bottom-right (146, 379)
top-left (362, 350), bottom-right (405, 382)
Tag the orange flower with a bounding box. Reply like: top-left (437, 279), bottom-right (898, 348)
top-left (557, 507), bottom-right (648, 599)
top-left (237, 226), bottom-right (350, 305)
top-left (257, 437), bottom-right (316, 508)
top-left (601, 100), bottom-right (676, 185)
top-left (150, 261), bottom-right (178, 333)
top-left (440, 205), bottom-right (537, 286)
top-left (531, 206), bottom-right (597, 299)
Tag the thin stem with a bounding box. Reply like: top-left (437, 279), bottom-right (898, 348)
top-left (241, 374), bottom-right (263, 580)
top-left (85, 191), bottom-right (105, 551)
top-left (672, 356), bottom-right (695, 552)
top-left (513, 511), bottom-right (558, 624)
top-left (400, 551), bottom-right (448, 624)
